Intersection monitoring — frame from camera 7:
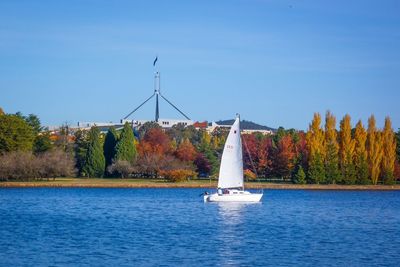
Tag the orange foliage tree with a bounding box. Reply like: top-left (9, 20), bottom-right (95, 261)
top-left (175, 138), bottom-right (197, 162)
top-left (273, 135), bottom-right (296, 179)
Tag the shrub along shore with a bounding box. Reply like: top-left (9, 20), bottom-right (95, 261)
top-left (1, 178), bottom-right (399, 190)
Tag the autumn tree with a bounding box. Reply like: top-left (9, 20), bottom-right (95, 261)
top-left (82, 127), bottom-right (105, 177)
top-left (354, 120), bottom-right (369, 184)
top-left (135, 128), bottom-right (174, 178)
top-left (194, 153), bottom-right (211, 176)
top-left (306, 113), bottom-right (325, 184)
top-left (0, 107), bottom-right (4, 116)
top-left (293, 131), bottom-right (308, 170)
top-left (367, 115), bottom-right (383, 185)
top-left (273, 135), bottom-right (296, 179)
top-left (198, 131), bottom-right (219, 176)
top-left (257, 137), bottom-right (273, 177)
top-left (339, 114), bottom-right (356, 184)
top-left (324, 111), bottom-right (340, 184)
top-left (115, 122), bottom-right (137, 163)
top-left (242, 134), bottom-right (258, 172)
top-left (381, 117), bottom-right (396, 184)
top-left (396, 129), bottom-right (400, 161)
top-left (175, 138), bottom-right (197, 162)
top-left (166, 124), bottom-right (202, 146)
top-left (55, 123), bottom-right (74, 153)
top-left (138, 121), bottom-right (161, 139)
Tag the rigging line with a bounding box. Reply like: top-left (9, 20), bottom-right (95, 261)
top-left (242, 136), bottom-right (259, 178)
top-left (159, 94), bottom-right (191, 120)
top-left (123, 93), bottom-right (156, 120)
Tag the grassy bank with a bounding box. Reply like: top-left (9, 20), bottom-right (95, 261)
top-left (1, 178), bottom-right (400, 190)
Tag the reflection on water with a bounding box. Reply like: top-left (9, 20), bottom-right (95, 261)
top-left (216, 202), bottom-right (262, 266)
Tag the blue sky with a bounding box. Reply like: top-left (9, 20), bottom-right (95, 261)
top-left (1, 0), bottom-right (399, 130)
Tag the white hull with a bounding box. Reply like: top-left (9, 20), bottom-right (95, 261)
top-left (204, 190), bottom-right (263, 203)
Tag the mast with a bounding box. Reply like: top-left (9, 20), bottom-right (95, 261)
top-left (122, 57), bottom-right (191, 122)
top-left (217, 115), bottom-right (244, 189)
top-left (154, 71), bottom-right (160, 122)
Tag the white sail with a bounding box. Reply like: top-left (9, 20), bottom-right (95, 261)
top-left (218, 117), bottom-right (244, 189)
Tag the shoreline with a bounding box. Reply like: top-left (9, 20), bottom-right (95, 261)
top-left (1, 179), bottom-right (399, 190)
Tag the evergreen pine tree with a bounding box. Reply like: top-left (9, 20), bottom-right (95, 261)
top-left (308, 153), bottom-right (325, 184)
top-left (103, 127), bottom-right (118, 170)
top-left (294, 165), bottom-right (306, 184)
top-left (114, 122), bottom-right (137, 163)
top-left (324, 111), bottom-right (341, 184)
top-left (82, 127), bottom-right (105, 177)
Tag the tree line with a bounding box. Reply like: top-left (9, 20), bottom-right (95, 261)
top-left (0, 107), bottom-right (399, 184)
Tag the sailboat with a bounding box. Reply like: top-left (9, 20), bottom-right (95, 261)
top-left (204, 115), bottom-right (263, 202)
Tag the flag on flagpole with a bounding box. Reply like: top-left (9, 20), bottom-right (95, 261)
top-left (153, 56), bottom-right (158, 66)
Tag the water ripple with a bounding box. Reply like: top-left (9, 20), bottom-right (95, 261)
top-left (0, 188), bottom-right (399, 266)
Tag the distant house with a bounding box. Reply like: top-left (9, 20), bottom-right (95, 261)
top-left (193, 121), bottom-right (208, 129)
top-left (195, 120), bottom-right (275, 135)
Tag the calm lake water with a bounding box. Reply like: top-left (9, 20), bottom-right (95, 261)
top-left (0, 188), bottom-right (399, 267)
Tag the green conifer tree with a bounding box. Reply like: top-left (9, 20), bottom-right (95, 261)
top-left (114, 122), bottom-right (137, 163)
top-left (103, 127), bottom-right (118, 170)
top-left (308, 153), bottom-right (325, 184)
top-left (294, 165), bottom-right (306, 184)
top-left (82, 127), bottom-right (105, 177)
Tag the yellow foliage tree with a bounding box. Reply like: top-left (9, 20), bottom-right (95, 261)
top-left (324, 111), bottom-right (340, 184)
top-left (200, 131), bottom-right (211, 147)
top-left (306, 113), bottom-right (325, 183)
top-left (381, 117), bottom-right (396, 184)
top-left (0, 107), bottom-right (4, 116)
top-left (354, 120), bottom-right (369, 184)
top-left (339, 114), bottom-right (356, 184)
top-left (367, 115), bottom-right (383, 185)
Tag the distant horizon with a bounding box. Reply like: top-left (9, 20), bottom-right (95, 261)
top-left (1, 0), bottom-right (399, 131)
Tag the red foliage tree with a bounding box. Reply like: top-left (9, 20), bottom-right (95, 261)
top-left (242, 134), bottom-right (258, 171)
top-left (135, 128), bottom-right (174, 177)
top-left (142, 128), bottom-right (172, 155)
top-left (194, 153), bottom-right (211, 176)
top-left (295, 131), bottom-right (308, 169)
top-left (242, 134), bottom-right (274, 178)
top-left (258, 137), bottom-right (273, 177)
top-left (175, 138), bottom-right (197, 162)
top-left (273, 135), bottom-right (296, 178)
